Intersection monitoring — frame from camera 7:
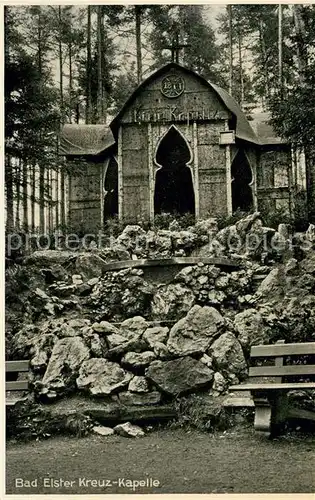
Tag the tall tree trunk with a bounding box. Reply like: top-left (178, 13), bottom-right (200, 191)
top-left (31, 163), bottom-right (36, 231)
top-left (237, 29), bottom-right (244, 107)
top-left (293, 6), bottom-right (313, 216)
top-left (278, 4), bottom-right (283, 92)
top-left (58, 6), bottom-right (66, 226)
top-left (86, 5), bottom-right (92, 124)
top-left (15, 159), bottom-right (21, 230)
top-left (5, 7), bottom-right (14, 232)
top-left (39, 165), bottom-right (45, 233)
top-left (55, 167), bottom-right (59, 228)
top-left (22, 160), bottom-right (28, 230)
top-left (58, 6), bottom-right (64, 122)
top-left (135, 6), bottom-right (142, 84)
top-left (68, 37), bottom-right (73, 123)
top-left (96, 6), bottom-right (103, 123)
top-left (292, 5), bottom-right (307, 84)
top-left (4, 7), bottom-right (10, 64)
top-left (227, 5), bottom-right (233, 96)
top-left (37, 9), bottom-right (46, 233)
top-left (259, 20), bottom-right (270, 107)
top-left (47, 168), bottom-right (53, 232)
top-left (5, 155), bottom-right (14, 231)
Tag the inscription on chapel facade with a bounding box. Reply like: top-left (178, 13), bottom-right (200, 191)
top-left (129, 107), bottom-right (228, 124)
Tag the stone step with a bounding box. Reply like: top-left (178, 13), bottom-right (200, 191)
top-left (86, 404), bottom-right (177, 425)
top-left (222, 391), bottom-right (255, 408)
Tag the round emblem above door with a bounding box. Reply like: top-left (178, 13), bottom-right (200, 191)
top-left (161, 75), bottom-right (185, 98)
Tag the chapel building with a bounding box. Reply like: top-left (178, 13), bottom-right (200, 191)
top-left (60, 62), bottom-right (306, 230)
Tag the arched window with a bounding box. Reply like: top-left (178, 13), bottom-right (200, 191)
top-left (154, 126), bottom-right (195, 215)
top-left (104, 157), bottom-right (118, 221)
top-left (231, 150), bottom-right (253, 212)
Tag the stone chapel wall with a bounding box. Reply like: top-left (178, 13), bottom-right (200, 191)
top-left (68, 158), bottom-right (104, 231)
top-left (257, 147), bottom-right (292, 214)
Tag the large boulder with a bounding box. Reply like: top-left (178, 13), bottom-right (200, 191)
top-left (87, 269), bottom-right (153, 321)
top-left (93, 426), bottom-right (114, 436)
top-left (146, 357), bottom-right (214, 396)
top-left (301, 253), bottom-right (315, 275)
top-left (77, 358), bottom-right (132, 396)
top-left (41, 337), bottom-right (90, 392)
top-left (106, 335), bottom-right (147, 358)
top-left (146, 229), bottom-right (173, 258)
top-left (211, 372), bottom-right (229, 395)
top-left (118, 391), bottom-right (161, 406)
top-left (234, 309), bottom-right (269, 349)
top-left (13, 324), bottom-right (42, 358)
top-left (128, 375), bottom-right (150, 393)
top-left (143, 326), bottom-right (169, 349)
top-left (208, 332), bottom-right (247, 380)
top-left (235, 212), bottom-right (262, 238)
top-left (120, 316), bottom-right (149, 340)
top-left (106, 333), bottom-right (129, 349)
top-left (167, 305), bottom-right (225, 356)
top-left (100, 245), bottom-right (130, 262)
top-left (153, 342), bottom-right (171, 360)
top-left (255, 267), bottom-right (286, 300)
top-left (114, 422), bottom-right (145, 438)
top-left (171, 230), bottom-right (199, 252)
top-left (30, 333), bottom-right (57, 371)
top-left (151, 283), bottom-right (195, 320)
top-left (121, 351), bottom-right (156, 369)
top-left (92, 321), bottom-right (120, 335)
top-left (75, 253), bottom-right (108, 279)
top-left (116, 225), bottom-right (147, 256)
top-left (24, 250), bottom-right (75, 267)
top-left (57, 318), bottom-right (90, 338)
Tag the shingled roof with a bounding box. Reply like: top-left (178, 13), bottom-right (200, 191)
top-left (59, 64), bottom-right (287, 156)
top-left (110, 62), bottom-right (260, 145)
top-left (210, 82), bottom-right (259, 144)
top-left (59, 124), bottom-right (115, 156)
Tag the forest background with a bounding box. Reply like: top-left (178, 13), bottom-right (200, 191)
top-left (4, 4), bottom-right (315, 231)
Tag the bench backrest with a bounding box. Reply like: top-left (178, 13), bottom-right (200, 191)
top-left (5, 360), bottom-right (29, 391)
top-left (249, 341), bottom-right (315, 380)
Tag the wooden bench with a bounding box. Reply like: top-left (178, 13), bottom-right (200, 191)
top-left (6, 360), bottom-right (30, 407)
top-left (229, 340), bottom-right (315, 436)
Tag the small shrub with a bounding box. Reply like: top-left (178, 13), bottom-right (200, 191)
top-left (261, 206), bottom-right (293, 230)
top-left (153, 212), bottom-right (195, 230)
top-left (6, 401), bottom-right (93, 441)
top-left (216, 209), bottom-right (250, 230)
top-left (5, 265), bottom-right (31, 300)
top-left (172, 394), bottom-right (234, 432)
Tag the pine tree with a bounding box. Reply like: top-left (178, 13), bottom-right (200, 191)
top-left (148, 5), bottom-right (221, 83)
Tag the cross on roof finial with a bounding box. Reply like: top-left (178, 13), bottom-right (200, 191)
top-left (165, 33), bottom-right (190, 64)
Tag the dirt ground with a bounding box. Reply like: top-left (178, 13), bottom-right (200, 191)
top-left (6, 427), bottom-right (315, 494)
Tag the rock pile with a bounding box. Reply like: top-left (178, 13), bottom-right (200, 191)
top-left (12, 304), bottom-right (251, 402)
top-left (7, 212), bottom-right (315, 430)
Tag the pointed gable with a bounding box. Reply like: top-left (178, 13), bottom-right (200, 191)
top-left (110, 62), bottom-right (258, 144)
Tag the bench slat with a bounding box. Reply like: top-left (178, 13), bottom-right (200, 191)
top-left (251, 342), bottom-right (315, 357)
top-left (6, 380), bottom-right (29, 391)
top-left (5, 360), bottom-right (29, 372)
top-left (249, 365), bottom-right (315, 377)
top-left (230, 382), bottom-right (315, 391)
top-left (6, 399), bottom-right (22, 407)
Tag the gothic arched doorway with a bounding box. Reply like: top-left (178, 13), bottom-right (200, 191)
top-left (154, 126), bottom-right (195, 215)
top-left (231, 150), bottom-right (253, 212)
top-left (103, 157), bottom-right (118, 221)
